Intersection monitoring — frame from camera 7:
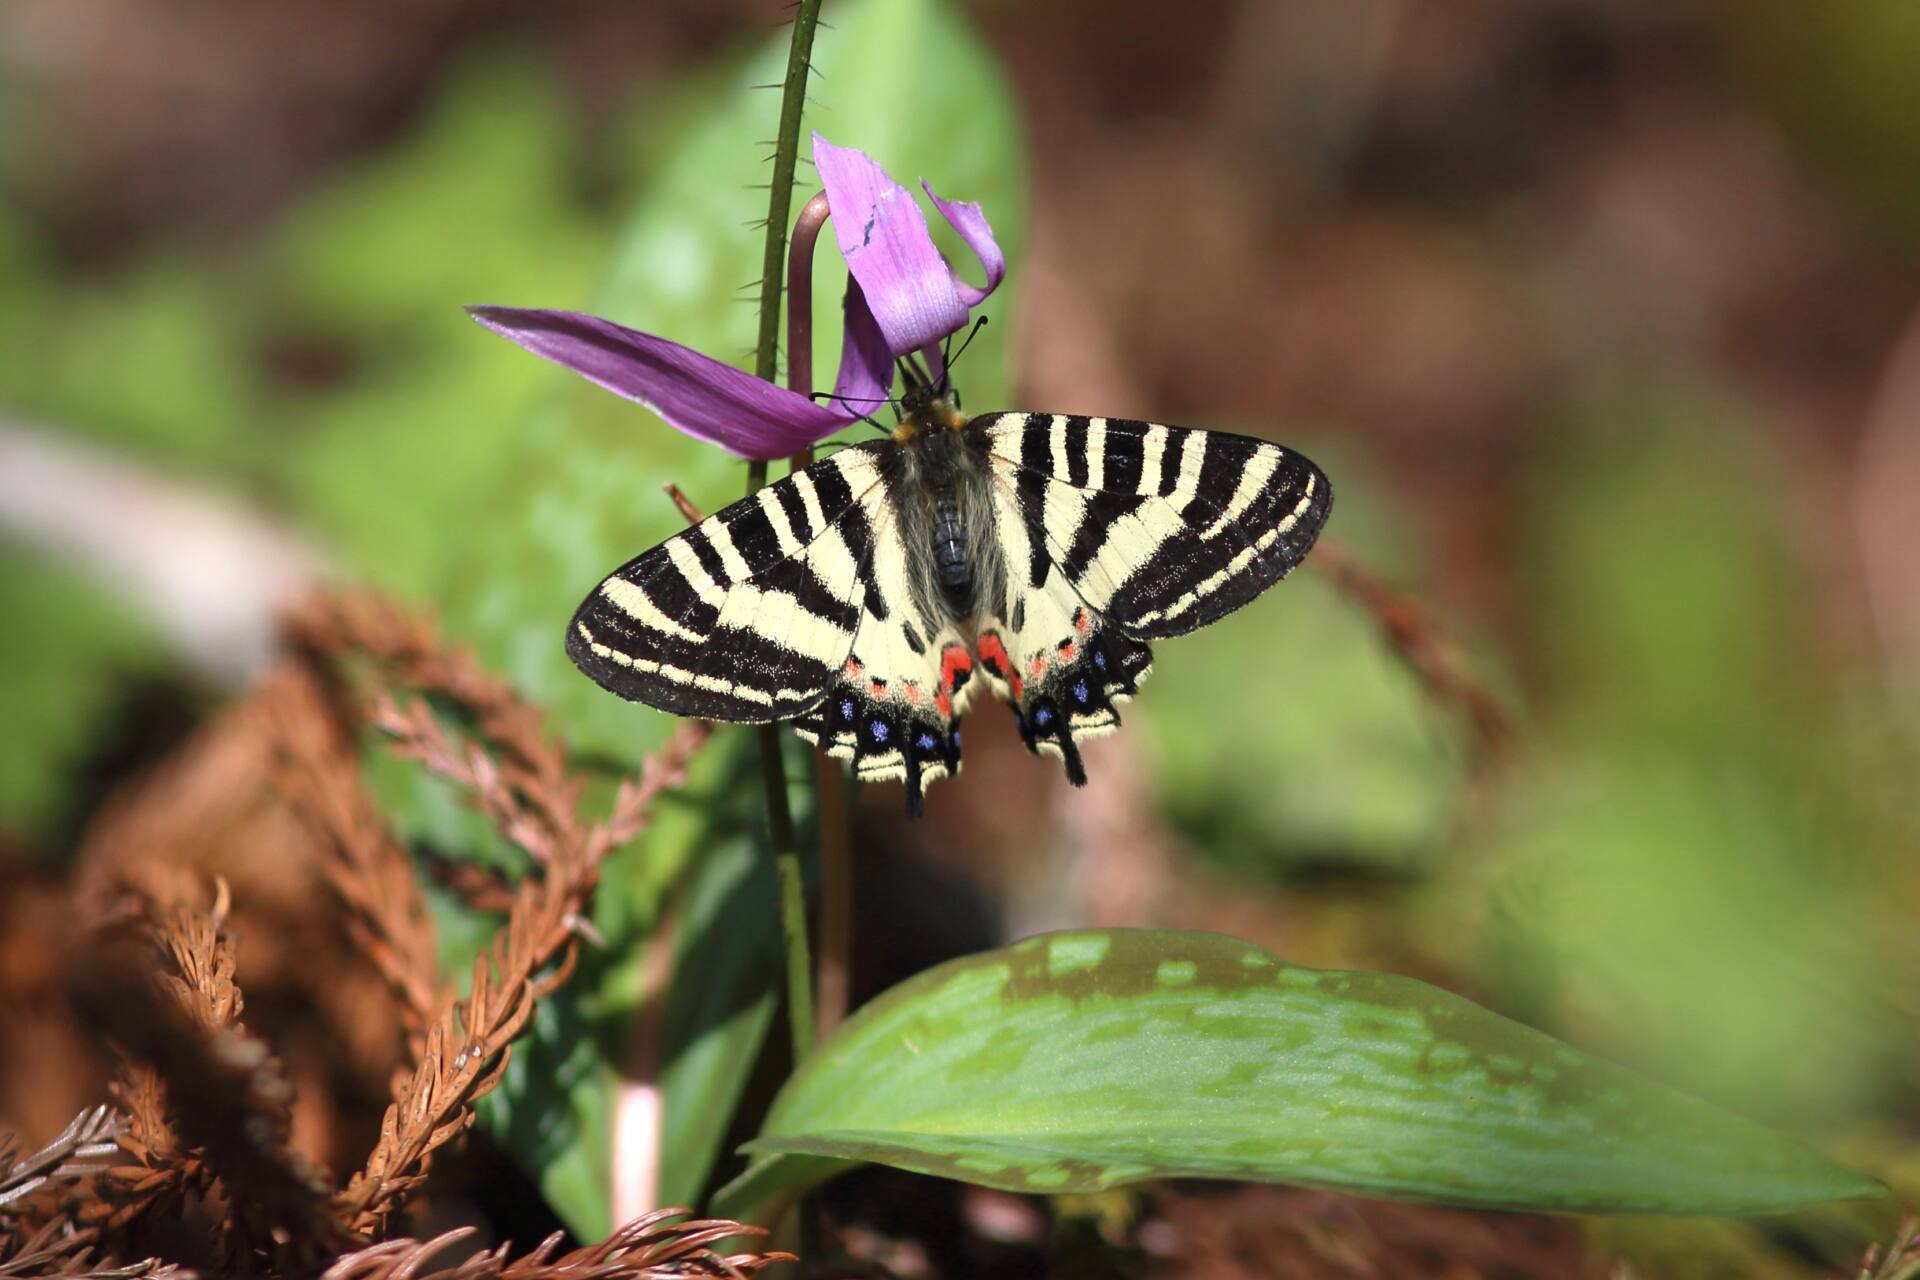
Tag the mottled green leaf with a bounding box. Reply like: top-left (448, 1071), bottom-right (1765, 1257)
top-left (715, 929), bottom-right (1882, 1220)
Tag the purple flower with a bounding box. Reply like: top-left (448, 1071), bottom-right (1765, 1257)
top-left (469, 134), bottom-right (1005, 461)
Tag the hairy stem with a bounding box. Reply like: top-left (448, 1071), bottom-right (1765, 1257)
top-left (747, 0), bottom-right (827, 1062)
top-left (748, 0), bottom-right (826, 493)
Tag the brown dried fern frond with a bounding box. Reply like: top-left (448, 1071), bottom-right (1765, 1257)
top-left (0, 1216), bottom-right (186, 1280)
top-left (1858, 1214), bottom-right (1920, 1280)
top-left (283, 593), bottom-right (575, 851)
top-left (278, 592), bottom-right (711, 1236)
top-left (0, 1107), bottom-right (124, 1220)
top-left (332, 715), bottom-right (710, 1235)
top-left (259, 666), bottom-right (445, 1037)
top-left (76, 889), bottom-right (341, 1259)
top-left (321, 1209), bottom-right (789, 1280)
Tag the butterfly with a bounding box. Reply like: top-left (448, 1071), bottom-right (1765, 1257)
top-left (566, 372), bottom-right (1332, 815)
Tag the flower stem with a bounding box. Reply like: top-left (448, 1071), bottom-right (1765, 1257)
top-left (785, 192), bottom-right (853, 1039)
top-left (747, 0), bottom-right (826, 1064)
top-left (748, 0), bottom-right (826, 493)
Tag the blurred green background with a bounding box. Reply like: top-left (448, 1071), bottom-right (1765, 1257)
top-left (2, 0), bottom-right (1917, 1274)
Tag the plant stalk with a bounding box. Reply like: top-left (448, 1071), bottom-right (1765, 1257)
top-left (748, 0), bottom-right (826, 493)
top-left (785, 192), bottom-right (853, 1039)
top-left (747, 0), bottom-right (826, 1064)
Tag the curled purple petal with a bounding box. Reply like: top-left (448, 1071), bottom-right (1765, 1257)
top-left (922, 181), bottom-right (1005, 308)
top-left (831, 281), bottom-right (894, 416)
top-left (468, 306), bottom-right (852, 461)
top-left (813, 133), bottom-right (968, 356)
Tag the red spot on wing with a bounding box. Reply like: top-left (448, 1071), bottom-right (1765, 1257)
top-left (903, 683), bottom-right (923, 704)
top-left (1028, 657), bottom-right (1047, 679)
top-left (940, 644), bottom-right (974, 689)
top-left (1073, 609), bottom-right (1093, 637)
top-left (1059, 641), bottom-right (1077, 662)
top-left (975, 633), bottom-right (1023, 700)
top-left (842, 658), bottom-right (863, 677)
top-left (869, 679), bottom-right (887, 697)
top-left (936, 690), bottom-right (953, 718)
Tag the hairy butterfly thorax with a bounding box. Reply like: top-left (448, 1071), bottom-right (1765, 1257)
top-left (566, 374), bottom-right (1332, 815)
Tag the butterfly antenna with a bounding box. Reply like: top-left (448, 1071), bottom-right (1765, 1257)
top-left (949, 315), bottom-right (989, 371)
top-left (809, 389), bottom-right (894, 432)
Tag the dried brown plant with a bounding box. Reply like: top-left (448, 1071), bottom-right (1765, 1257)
top-left (279, 592), bottom-right (711, 1237)
top-left (1858, 1216), bottom-right (1920, 1280)
top-left (322, 1209), bottom-right (789, 1280)
top-left (259, 665), bottom-right (446, 1039)
top-left (2, 588), bottom-right (749, 1280)
top-left (75, 887), bottom-right (340, 1261)
top-left (0, 1107), bottom-right (124, 1224)
top-left (0, 1217), bottom-right (187, 1280)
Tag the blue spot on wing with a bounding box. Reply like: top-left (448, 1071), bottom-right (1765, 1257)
top-left (917, 732), bottom-right (937, 751)
top-left (870, 720), bottom-right (890, 743)
top-left (1033, 706), bottom-right (1053, 728)
top-left (1072, 679), bottom-right (1090, 704)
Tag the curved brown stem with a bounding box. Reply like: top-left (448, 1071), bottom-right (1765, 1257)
top-left (782, 188), bottom-right (854, 1039)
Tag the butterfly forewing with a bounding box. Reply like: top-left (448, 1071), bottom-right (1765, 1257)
top-left (566, 444), bottom-right (891, 721)
top-left (957, 412), bottom-right (1330, 780)
top-left (974, 412), bottom-right (1331, 638)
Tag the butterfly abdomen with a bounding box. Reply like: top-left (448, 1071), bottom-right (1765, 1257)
top-left (930, 478), bottom-right (972, 610)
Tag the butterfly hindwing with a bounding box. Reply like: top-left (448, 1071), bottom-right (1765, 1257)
top-left (792, 499), bottom-right (982, 814)
top-left (566, 443), bottom-right (891, 721)
top-left (975, 412), bottom-right (1331, 638)
top-left (967, 411), bottom-right (1329, 783)
top-left (970, 581), bottom-right (1154, 785)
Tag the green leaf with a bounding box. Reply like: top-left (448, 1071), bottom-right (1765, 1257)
top-left (421, 0), bottom-right (1024, 1237)
top-left (450, 728), bottom-right (780, 1243)
top-left (654, 820), bottom-right (781, 1209)
top-left (270, 53), bottom-right (611, 599)
top-left (0, 556), bottom-right (171, 840)
top-left (714, 929), bottom-right (1882, 1220)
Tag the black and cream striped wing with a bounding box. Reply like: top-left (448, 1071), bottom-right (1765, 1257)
top-left (974, 412), bottom-right (1331, 638)
top-left (566, 443), bottom-right (894, 722)
top-left (961, 411), bottom-right (1329, 783)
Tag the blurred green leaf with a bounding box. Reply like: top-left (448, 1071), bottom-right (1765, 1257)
top-left (1455, 395), bottom-right (1905, 1122)
top-left (715, 929), bottom-right (1883, 1220)
top-left (1731, 6), bottom-right (1920, 235)
top-left (405, 0), bottom-right (1026, 1237)
top-left (1134, 439), bottom-right (1467, 872)
top-left (267, 52), bottom-right (604, 336)
top-left (267, 54), bottom-right (611, 598)
top-left (0, 555), bottom-right (169, 840)
top-left (0, 254), bottom-right (262, 480)
top-left (1465, 755), bottom-right (1894, 1123)
top-left (654, 812), bottom-right (781, 1210)
top-left (1525, 396), bottom-right (1812, 750)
